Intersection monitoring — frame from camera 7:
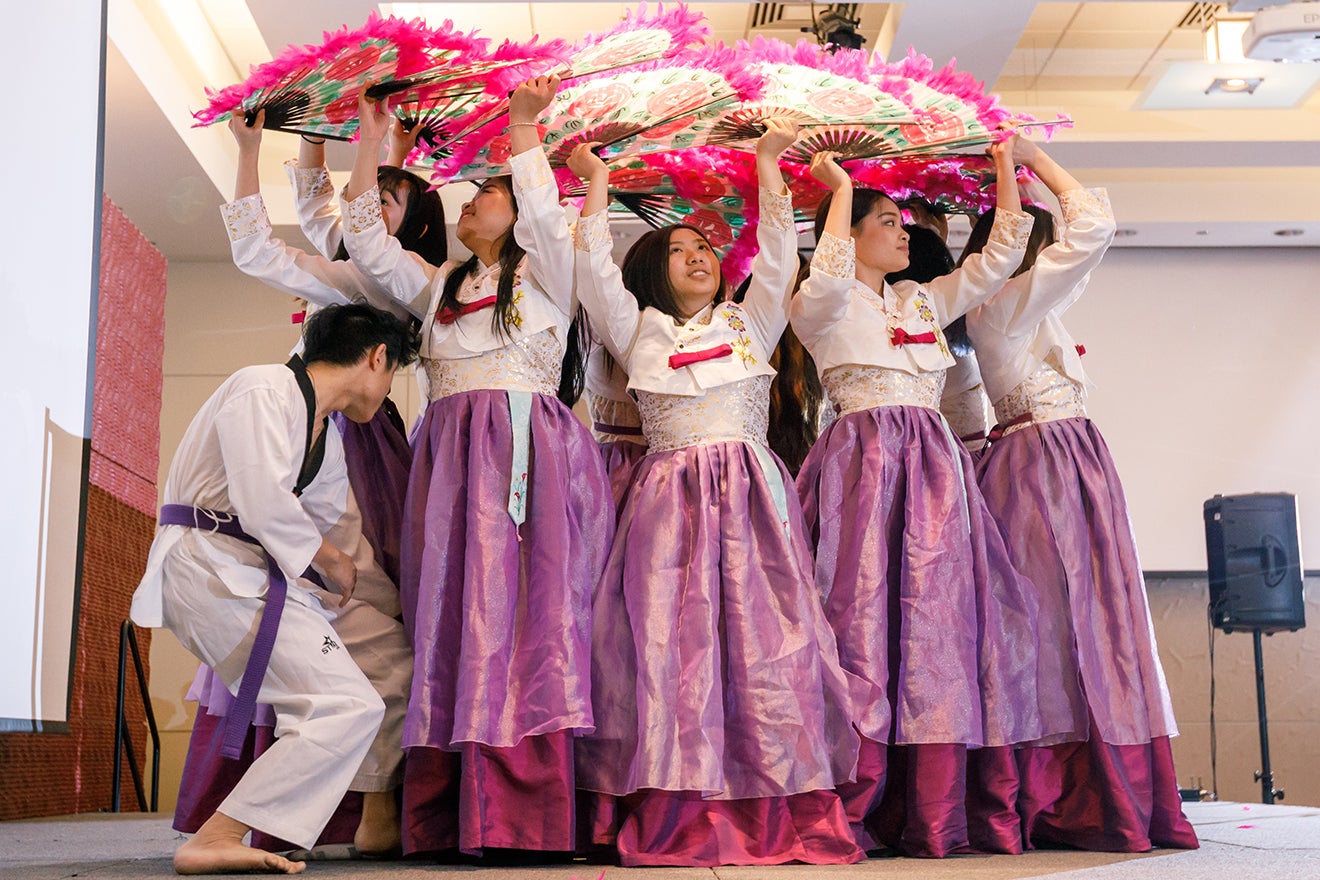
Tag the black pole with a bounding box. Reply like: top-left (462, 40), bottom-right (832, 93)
top-left (1252, 629), bottom-right (1283, 804)
top-left (112, 623), bottom-right (128, 812)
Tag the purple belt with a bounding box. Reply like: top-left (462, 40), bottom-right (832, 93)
top-left (593, 421), bottom-right (645, 437)
top-left (159, 504), bottom-right (291, 760)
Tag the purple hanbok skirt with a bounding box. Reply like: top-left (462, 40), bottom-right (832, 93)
top-left (976, 416), bottom-right (1196, 851)
top-left (331, 397), bottom-right (411, 585)
top-left (599, 439), bottom-right (647, 512)
top-left (399, 389), bottom-right (612, 855)
top-left (579, 439), bottom-right (861, 866)
top-left (796, 405), bottom-right (1059, 857)
top-left (172, 666), bottom-right (361, 852)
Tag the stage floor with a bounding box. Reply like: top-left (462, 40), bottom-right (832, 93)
top-left (2, 800), bottom-right (1318, 879)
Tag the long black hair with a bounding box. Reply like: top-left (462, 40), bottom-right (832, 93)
top-left (812, 187), bottom-right (897, 245)
top-left (959, 204), bottom-right (1055, 279)
top-left (439, 177), bottom-right (586, 406)
top-left (333, 166), bottom-right (448, 265)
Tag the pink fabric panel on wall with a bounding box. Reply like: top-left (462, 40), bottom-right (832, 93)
top-left (91, 195), bottom-right (166, 516)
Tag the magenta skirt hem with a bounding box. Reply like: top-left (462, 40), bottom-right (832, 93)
top-left (607, 789), bottom-right (865, 867)
top-left (402, 732), bottom-right (578, 856)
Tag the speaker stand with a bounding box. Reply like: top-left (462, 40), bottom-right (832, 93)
top-left (1252, 629), bottom-right (1284, 805)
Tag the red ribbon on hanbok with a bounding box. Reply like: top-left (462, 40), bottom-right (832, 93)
top-left (291, 310), bottom-right (306, 324)
top-left (437, 294), bottom-right (499, 325)
top-left (1075, 343), bottom-right (1086, 356)
top-left (890, 327), bottom-right (938, 346)
top-left (668, 343), bottom-right (732, 370)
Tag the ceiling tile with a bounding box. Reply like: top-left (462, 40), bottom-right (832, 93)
top-left (1068, 1), bottom-right (1191, 32)
top-left (1057, 29), bottom-right (1166, 51)
top-left (1005, 46), bottom-right (1054, 77)
top-left (1024, 2), bottom-right (1081, 34)
top-left (1040, 47), bottom-right (1156, 77)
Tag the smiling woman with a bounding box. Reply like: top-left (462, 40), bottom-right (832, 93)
top-left (567, 121), bottom-right (863, 868)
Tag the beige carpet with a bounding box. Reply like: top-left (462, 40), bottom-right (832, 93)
top-left (2, 801), bottom-right (1317, 880)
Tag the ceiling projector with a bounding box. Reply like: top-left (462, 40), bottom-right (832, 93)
top-left (1243, 2), bottom-right (1320, 61)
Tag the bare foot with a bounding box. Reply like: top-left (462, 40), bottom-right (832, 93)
top-left (353, 790), bottom-right (401, 856)
top-left (174, 812), bottom-right (306, 875)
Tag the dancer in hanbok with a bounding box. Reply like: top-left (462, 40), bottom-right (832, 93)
top-left (962, 138), bottom-right (1197, 852)
top-left (568, 123), bottom-right (862, 868)
top-left (341, 76), bottom-right (611, 858)
top-left (790, 140), bottom-right (1060, 857)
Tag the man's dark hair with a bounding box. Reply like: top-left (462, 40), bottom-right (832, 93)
top-left (301, 304), bottom-right (420, 369)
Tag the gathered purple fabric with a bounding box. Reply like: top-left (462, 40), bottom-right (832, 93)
top-left (976, 416), bottom-right (1194, 851)
top-left (579, 440), bottom-right (858, 802)
top-left (976, 417), bottom-right (1178, 745)
top-left (797, 406), bottom-right (1059, 750)
top-left (599, 439), bottom-right (647, 513)
top-left (609, 789), bottom-right (864, 867)
top-left (400, 388), bottom-right (612, 751)
top-left (332, 399), bottom-right (412, 585)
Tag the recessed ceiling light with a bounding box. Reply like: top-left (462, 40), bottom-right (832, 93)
top-left (1273, 229), bottom-right (1305, 237)
top-left (1206, 76), bottom-right (1263, 94)
top-left (1113, 229), bottom-right (1138, 237)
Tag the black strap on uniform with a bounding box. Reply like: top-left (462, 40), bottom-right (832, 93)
top-left (284, 356), bottom-right (327, 497)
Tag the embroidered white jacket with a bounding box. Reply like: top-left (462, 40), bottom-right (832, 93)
top-left (965, 188), bottom-right (1117, 402)
top-left (790, 208), bottom-right (1034, 376)
top-left (572, 187), bottom-right (798, 397)
top-left (341, 149), bottom-right (574, 363)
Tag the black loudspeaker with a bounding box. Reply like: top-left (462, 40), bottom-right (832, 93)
top-left (1204, 493), bottom-right (1305, 634)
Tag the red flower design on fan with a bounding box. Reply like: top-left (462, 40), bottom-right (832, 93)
top-left (808, 87), bottom-right (875, 118)
top-left (567, 82), bottom-right (633, 118)
top-left (486, 133), bottom-right (513, 165)
top-left (647, 81), bottom-right (711, 117)
top-left (323, 93), bottom-right (360, 124)
top-left (689, 208), bottom-right (734, 249)
top-left (325, 45), bottom-right (384, 81)
top-left (639, 114), bottom-right (697, 140)
top-left (901, 109), bottom-right (966, 147)
top-left (583, 42), bottom-right (651, 70)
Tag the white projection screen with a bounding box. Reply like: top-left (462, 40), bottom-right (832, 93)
top-left (0, 1), bottom-right (105, 731)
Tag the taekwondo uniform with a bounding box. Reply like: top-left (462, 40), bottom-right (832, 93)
top-left (132, 360), bottom-right (411, 849)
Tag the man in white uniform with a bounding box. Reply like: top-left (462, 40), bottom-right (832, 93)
top-left (132, 304), bottom-right (417, 874)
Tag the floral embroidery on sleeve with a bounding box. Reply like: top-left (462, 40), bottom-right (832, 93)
top-left (1058, 188), bottom-right (1113, 225)
top-left (758, 187), bottom-right (794, 232)
top-left (812, 231), bottom-right (855, 280)
top-left (220, 194), bottom-right (270, 243)
top-left (509, 148), bottom-right (555, 192)
top-left (286, 160), bottom-right (333, 201)
top-left (342, 185), bottom-right (383, 235)
top-left (989, 207), bottom-right (1035, 250)
top-left (573, 210), bottom-right (612, 253)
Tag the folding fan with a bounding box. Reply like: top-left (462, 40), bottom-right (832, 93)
top-left (192, 15), bottom-right (481, 141)
top-left (410, 4), bottom-right (710, 166)
top-left (694, 38), bottom-right (922, 165)
top-left (428, 48), bottom-right (761, 183)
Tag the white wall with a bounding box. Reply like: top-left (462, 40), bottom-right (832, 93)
top-left (1066, 247), bottom-right (1319, 572)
